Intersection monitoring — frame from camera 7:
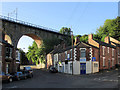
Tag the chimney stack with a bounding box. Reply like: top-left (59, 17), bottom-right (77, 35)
top-left (88, 34), bottom-right (93, 40)
top-left (74, 37), bottom-right (80, 45)
top-left (104, 36), bottom-right (110, 44)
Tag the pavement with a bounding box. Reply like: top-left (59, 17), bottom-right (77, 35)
top-left (2, 68), bottom-right (119, 89)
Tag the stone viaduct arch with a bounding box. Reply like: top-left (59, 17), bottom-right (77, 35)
top-left (1, 17), bottom-right (70, 49)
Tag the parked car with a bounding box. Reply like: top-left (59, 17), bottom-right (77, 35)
top-left (0, 72), bottom-right (13, 83)
top-left (22, 70), bottom-right (33, 78)
top-left (12, 72), bottom-right (27, 81)
top-left (22, 67), bottom-right (33, 78)
top-left (49, 66), bottom-right (58, 73)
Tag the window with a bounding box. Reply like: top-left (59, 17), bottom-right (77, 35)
top-left (9, 48), bottom-right (12, 58)
top-left (54, 54), bottom-right (58, 68)
top-left (70, 49), bottom-right (72, 59)
top-left (0, 45), bottom-right (1, 56)
top-left (94, 63), bottom-right (98, 67)
top-left (65, 51), bottom-right (67, 60)
top-left (16, 51), bottom-right (18, 60)
top-left (108, 47), bottom-right (109, 53)
top-left (59, 53), bottom-right (61, 60)
top-left (6, 64), bottom-right (9, 74)
top-left (67, 54), bottom-right (70, 60)
top-left (118, 57), bottom-right (120, 64)
top-left (16, 51), bottom-right (20, 61)
top-left (0, 61), bottom-right (1, 74)
top-left (102, 46), bottom-right (105, 55)
top-left (112, 58), bottom-right (114, 66)
top-left (80, 49), bottom-right (86, 58)
top-left (103, 57), bottom-right (105, 67)
top-left (70, 63), bottom-right (72, 73)
top-left (112, 48), bottom-right (114, 56)
top-left (54, 54), bottom-right (58, 61)
top-left (6, 47), bottom-right (10, 58)
top-left (118, 48), bottom-right (120, 55)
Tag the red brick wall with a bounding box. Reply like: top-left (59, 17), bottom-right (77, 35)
top-left (2, 44), bottom-right (6, 73)
top-left (76, 47), bottom-right (96, 62)
top-left (116, 47), bottom-right (120, 65)
top-left (92, 47), bottom-right (99, 62)
top-left (2, 43), bottom-right (16, 73)
top-left (99, 45), bottom-right (116, 70)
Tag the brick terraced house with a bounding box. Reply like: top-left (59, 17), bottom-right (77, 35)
top-left (88, 34), bottom-right (119, 70)
top-left (47, 34), bottom-right (120, 75)
top-left (1, 31), bottom-right (20, 74)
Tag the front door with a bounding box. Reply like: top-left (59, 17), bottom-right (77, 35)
top-left (80, 63), bottom-right (86, 74)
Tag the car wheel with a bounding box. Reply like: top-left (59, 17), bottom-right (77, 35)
top-left (17, 77), bottom-right (20, 81)
top-left (31, 74), bottom-right (33, 78)
top-left (24, 76), bottom-right (27, 79)
top-left (9, 78), bottom-right (13, 83)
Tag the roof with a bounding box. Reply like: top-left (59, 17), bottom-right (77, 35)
top-left (95, 40), bottom-right (116, 48)
top-left (111, 41), bottom-right (120, 47)
top-left (75, 42), bottom-right (99, 49)
top-left (50, 41), bottom-right (99, 55)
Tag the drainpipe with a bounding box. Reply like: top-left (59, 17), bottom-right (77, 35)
top-left (71, 31), bottom-right (73, 75)
top-left (99, 45), bottom-right (100, 72)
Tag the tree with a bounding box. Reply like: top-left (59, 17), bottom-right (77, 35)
top-left (59, 27), bottom-right (71, 35)
top-left (26, 38), bottom-right (61, 65)
top-left (79, 34), bottom-right (88, 43)
top-left (19, 49), bottom-right (29, 65)
top-left (95, 16), bottom-right (120, 41)
top-left (59, 27), bottom-right (72, 46)
top-left (26, 41), bottom-right (43, 65)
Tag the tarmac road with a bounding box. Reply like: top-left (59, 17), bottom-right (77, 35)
top-left (2, 69), bottom-right (119, 89)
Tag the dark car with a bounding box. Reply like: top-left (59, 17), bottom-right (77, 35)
top-left (22, 70), bottom-right (33, 78)
top-left (12, 72), bottom-right (27, 81)
top-left (0, 72), bottom-right (13, 83)
top-left (49, 66), bottom-right (58, 73)
top-left (22, 67), bottom-right (33, 78)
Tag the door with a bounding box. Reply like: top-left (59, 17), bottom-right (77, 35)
top-left (80, 63), bottom-right (86, 74)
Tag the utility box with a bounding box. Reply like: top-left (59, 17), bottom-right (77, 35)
top-left (92, 61), bottom-right (99, 73)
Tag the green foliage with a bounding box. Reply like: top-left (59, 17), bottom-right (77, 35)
top-left (96, 16), bottom-right (120, 41)
top-left (19, 49), bottom-right (29, 65)
top-left (43, 38), bottom-right (61, 54)
top-left (26, 38), bottom-right (61, 65)
top-left (59, 27), bottom-right (71, 35)
top-left (79, 34), bottom-right (88, 43)
top-left (59, 27), bottom-right (72, 46)
top-left (26, 41), bottom-right (45, 65)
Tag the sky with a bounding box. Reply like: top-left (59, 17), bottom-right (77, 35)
top-left (1, 2), bottom-right (118, 52)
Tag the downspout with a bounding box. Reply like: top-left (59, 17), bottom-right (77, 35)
top-left (99, 45), bottom-right (100, 72)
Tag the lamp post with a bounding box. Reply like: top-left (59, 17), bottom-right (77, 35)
top-left (70, 30), bottom-right (74, 75)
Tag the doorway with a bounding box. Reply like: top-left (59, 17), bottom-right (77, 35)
top-left (80, 63), bottom-right (86, 74)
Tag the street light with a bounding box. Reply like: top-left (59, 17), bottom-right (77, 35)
top-left (64, 28), bottom-right (74, 75)
top-left (70, 30), bottom-right (74, 75)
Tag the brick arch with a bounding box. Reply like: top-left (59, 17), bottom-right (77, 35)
top-left (4, 34), bottom-right (13, 45)
top-left (17, 33), bottom-right (42, 48)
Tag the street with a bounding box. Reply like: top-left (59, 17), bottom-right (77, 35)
top-left (2, 69), bottom-right (119, 89)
